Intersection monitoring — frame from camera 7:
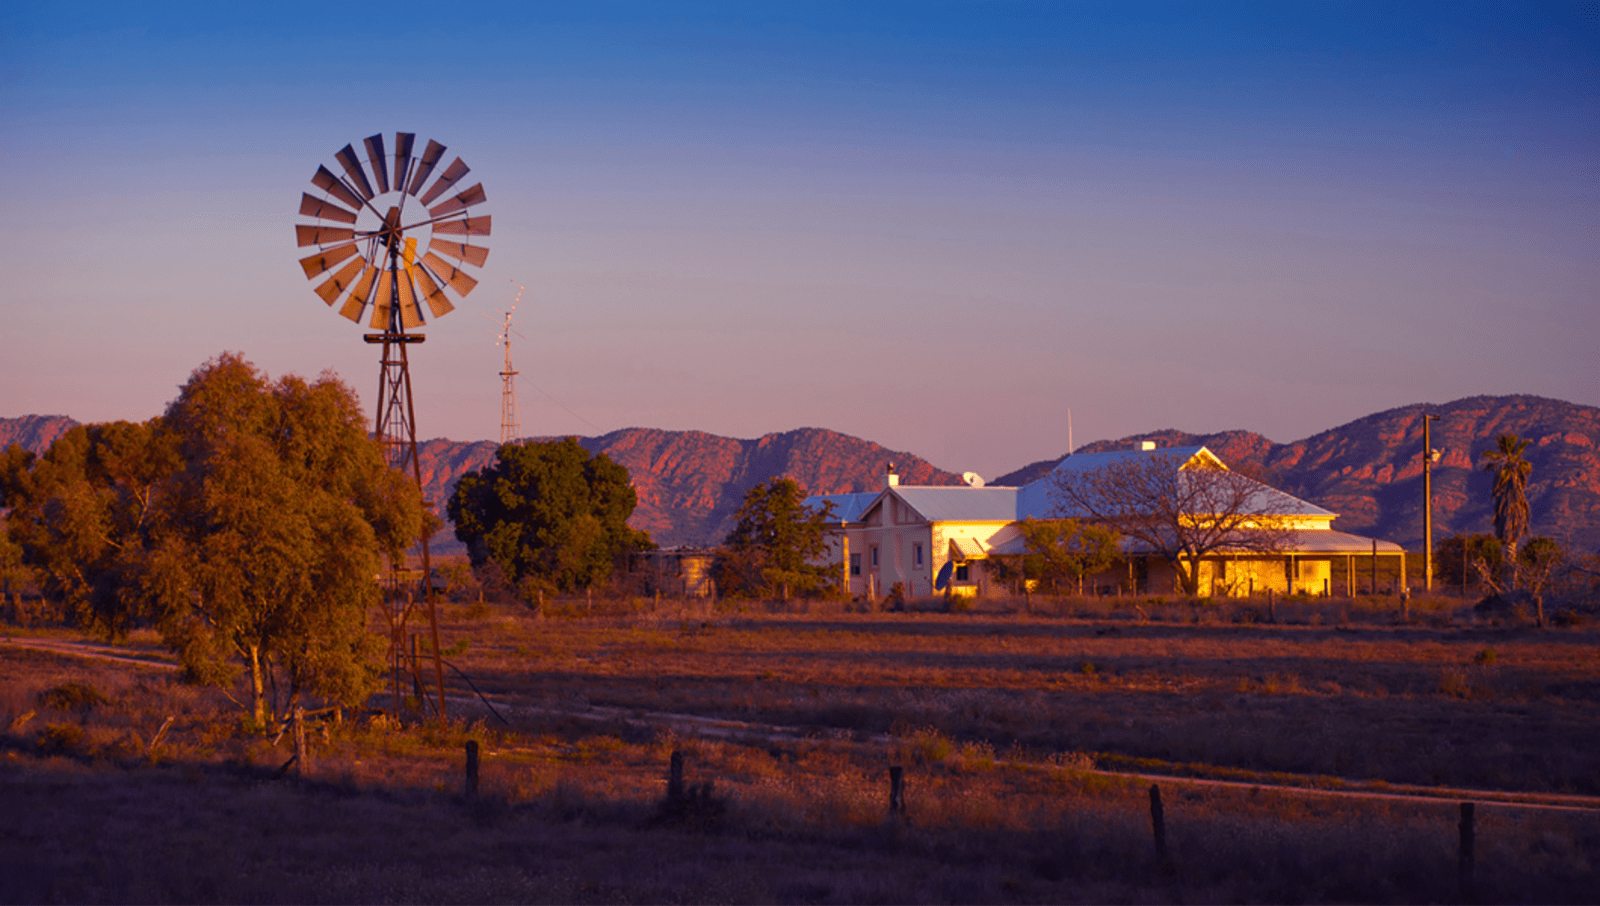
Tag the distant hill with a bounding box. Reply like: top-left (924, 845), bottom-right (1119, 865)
top-left (0, 415), bottom-right (78, 456)
top-left (992, 395), bottom-right (1600, 552)
top-left (9, 395), bottom-right (1598, 553)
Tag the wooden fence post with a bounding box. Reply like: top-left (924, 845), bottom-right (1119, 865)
top-left (1458, 801), bottom-right (1475, 903)
top-left (889, 765), bottom-right (906, 818)
top-left (1149, 784), bottom-right (1168, 862)
top-left (668, 750), bottom-right (685, 801)
top-left (292, 707), bottom-right (308, 777)
top-left (465, 740), bottom-right (480, 799)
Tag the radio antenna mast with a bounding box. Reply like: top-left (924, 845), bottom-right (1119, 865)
top-left (496, 283), bottom-right (522, 444)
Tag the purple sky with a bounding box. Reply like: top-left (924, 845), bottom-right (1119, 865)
top-left (2, 2), bottom-right (1595, 480)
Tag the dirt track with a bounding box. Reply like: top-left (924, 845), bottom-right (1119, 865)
top-left (11, 634), bottom-right (1600, 816)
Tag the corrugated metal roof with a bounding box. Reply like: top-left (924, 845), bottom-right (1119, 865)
top-left (948, 537), bottom-right (990, 560)
top-left (893, 486), bottom-right (1021, 522)
top-left (808, 446), bottom-right (1340, 532)
top-left (1046, 446), bottom-right (1210, 476)
top-left (806, 492), bottom-right (880, 523)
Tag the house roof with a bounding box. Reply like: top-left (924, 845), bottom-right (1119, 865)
top-left (893, 486), bottom-right (1021, 522)
top-left (1045, 446), bottom-right (1216, 476)
top-left (809, 492), bottom-right (879, 523)
top-left (808, 445), bottom-right (1335, 526)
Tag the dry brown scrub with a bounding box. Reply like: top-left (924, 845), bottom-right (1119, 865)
top-left (3, 597), bottom-right (1598, 904)
top-left (435, 595), bottom-right (1600, 795)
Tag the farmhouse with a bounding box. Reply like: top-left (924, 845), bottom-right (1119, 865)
top-left (807, 445), bottom-right (1405, 599)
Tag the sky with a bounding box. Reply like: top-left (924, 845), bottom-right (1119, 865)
top-left (2, 1), bottom-right (1595, 480)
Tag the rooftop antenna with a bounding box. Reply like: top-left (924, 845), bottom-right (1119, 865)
top-left (1067, 407), bottom-right (1074, 455)
top-left (493, 283), bottom-right (524, 445)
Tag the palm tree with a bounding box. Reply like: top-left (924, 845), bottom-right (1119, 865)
top-left (1479, 433), bottom-right (1531, 588)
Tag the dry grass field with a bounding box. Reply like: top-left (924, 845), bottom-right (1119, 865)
top-left (3, 593), bottom-right (1598, 903)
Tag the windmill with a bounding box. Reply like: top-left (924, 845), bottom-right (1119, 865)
top-left (494, 284), bottom-right (524, 445)
top-left (295, 132), bottom-right (491, 719)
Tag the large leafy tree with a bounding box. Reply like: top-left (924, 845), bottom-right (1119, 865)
top-left (3, 354), bottom-right (426, 724)
top-left (717, 478), bottom-right (835, 598)
top-left (1, 421), bottom-right (177, 636)
top-left (448, 437), bottom-right (652, 593)
top-left (1048, 453), bottom-right (1292, 596)
top-left (1479, 434), bottom-right (1532, 572)
top-left (1010, 517), bottom-right (1121, 594)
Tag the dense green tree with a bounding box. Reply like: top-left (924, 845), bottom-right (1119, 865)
top-left (448, 437), bottom-right (652, 593)
top-left (1479, 434), bottom-right (1532, 581)
top-left (1009, 517), bottom-right (1121, 594)
top-left (717, 478), bottom-right (835, 598)
top-left (3, 354), bottom-right (426, 723)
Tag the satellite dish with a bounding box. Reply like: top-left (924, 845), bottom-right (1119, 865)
top-left (962, 471), bottom-right (985, 488)
top-left (934, 560), bottom-right (954, 591)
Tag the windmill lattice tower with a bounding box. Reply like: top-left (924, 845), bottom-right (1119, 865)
top-left (497, 286), bottom-right (522, 444)
top-left (294, 131), bottom-right (492, 720)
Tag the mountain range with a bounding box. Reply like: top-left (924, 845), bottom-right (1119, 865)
top-left (4, 395), bottom-right (1596, 553)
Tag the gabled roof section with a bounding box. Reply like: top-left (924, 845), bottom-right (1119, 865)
top-left (1045, 446), bottom-right (1219, 477)
top-left (894, 486), bottom-right (1020, 523)
top-left (806, 492), bottom-right (880, 524)
top-left (806, 444), bottom-right (1335, 528)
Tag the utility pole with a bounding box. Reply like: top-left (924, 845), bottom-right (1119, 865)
top-left (1423, 414), bottom-right (1441, 593)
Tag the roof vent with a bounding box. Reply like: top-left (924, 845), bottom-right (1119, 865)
top-left (885, 462), bottom-right (899, 488)
top-left (962, 471), bottom-right (985, 488)
top-left (1141, 441), bottom-right (1157, 451)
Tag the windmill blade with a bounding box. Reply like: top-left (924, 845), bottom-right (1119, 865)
top-left (369, 269), bottom-right (395, 330)
top-left (431, 214), bottom-right (491, 236)
top-left (311, 165), bottom-right (365, 210)
top-left (397, 268), bottom-right (425, 328)
top-left (408, 139), bottom-right (446, 196)
top-left (363, 134), bottom-right (390, 195)
top-left (296, 224), bottom-right (355, 247)
top-left (412, 262), bottom-right (455, 318)
top-left (335, 144), bottom-right (375, 200)
top-left (417, 157), bottom-right (469, 205)
top-left (298, 242), bottom-right (362, 278)
top-left (338, 262), bottom-right (377, 322)
top-left (428, 237), bottom-right (490, 267)
top-left (427, 183), bottom-right (487, 218)
top-left (392, 132), bottom-right (415, 194)
top-left (313, 256), bottom-right (367, 305)
top-left (421, 251), bottom-right (480, 297)
top-left (298, 193), bottom-right (359, 224)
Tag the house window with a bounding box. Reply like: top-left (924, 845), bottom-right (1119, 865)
top-left (850, 553), bottom-right (861, 576)
top-left (914, 544), bottom-right (923, 567)
top-left (955, 563), bottom-right (970, 582)
top-left (870, 546), bottom-right (879, 567)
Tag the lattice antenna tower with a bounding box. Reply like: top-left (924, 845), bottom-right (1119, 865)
top-left (294, 132), bottom-right (492, 720)
top-left (497, 284), bottom-right (523, 444)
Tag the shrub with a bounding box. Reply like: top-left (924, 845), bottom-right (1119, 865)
top-left (37, 681), bottom-right (108, 712)
top-left (36, 722), bottom-right (86, 755)
top-left (1472, 647), bottom-right (1498, 666)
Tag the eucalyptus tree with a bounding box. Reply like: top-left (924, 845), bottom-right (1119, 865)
top-left (3, 354), bottom-right (426, 724)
